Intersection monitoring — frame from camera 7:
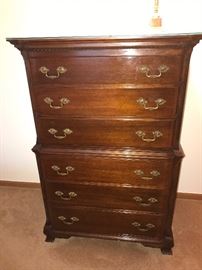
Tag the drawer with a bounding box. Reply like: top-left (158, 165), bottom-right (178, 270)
top-left (29, 55), bottom-right (182, 86)
top-left (37, 118), bottom-right (175, 148)
top-left (46, 182), bottom-right (167, 212)
top-left (50, 206), bottom-right (165, 238)
top-left (33, 87), bottom-right (178, 118)
top-left (39, 152), bottom-right (173, 189)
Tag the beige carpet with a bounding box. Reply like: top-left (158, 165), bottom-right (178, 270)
top-left (0, 186), bottom-right (201, 270)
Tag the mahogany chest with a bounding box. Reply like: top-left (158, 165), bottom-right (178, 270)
top-left (7, 34), bottom-right (202, 254)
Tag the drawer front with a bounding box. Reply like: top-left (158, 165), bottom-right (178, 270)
top-left (37, 118), bottom-right (174, 148)
top-left (46, 182), bottom-right (167, 212)
top-left (50, 206), bottom-right (164, 238)
top-left (29, 55), bottom-right (182, 86)
top-left (33, 87), bottom-right (178, 118)
top-left (40, 153), bottom-right (173, 188)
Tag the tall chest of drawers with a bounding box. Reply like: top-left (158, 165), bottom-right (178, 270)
top-left (8, 34), bottom-right (202, 254)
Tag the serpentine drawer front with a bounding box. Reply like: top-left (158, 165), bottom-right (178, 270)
top-left (7, 33), bottom-right (202, 255)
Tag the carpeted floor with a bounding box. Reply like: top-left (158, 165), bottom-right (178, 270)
top-left (0, 185), bottom-right (201, 270)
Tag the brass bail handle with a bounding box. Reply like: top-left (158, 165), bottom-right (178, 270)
top-left (55, 191), bottom-right (77, 200)
top-left (51, 165), bottom-right (75, 176)
top-left (133, 196), bottom-right (158, 207)
top-left (136, 130), bottom-right (163, 142)
top-left (57, 216), bottom-right (79, 225)
top-left (39, 66), bottom-right (67, 79)
top-left (132, 221), bottom-right (156, 232)
top-left (138, 65), bottom-right (169, 78)
top-left (137, 97), bottom-right (166, 111)
top-left (44, 97), bottom-right (70, 109)
top-left (48, 128), bottom-right (73, 139)
top-left (134, 169), bottom-right (160, 180)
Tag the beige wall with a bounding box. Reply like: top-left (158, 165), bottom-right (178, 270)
top-left (0, 0), bottom-right (202, 193)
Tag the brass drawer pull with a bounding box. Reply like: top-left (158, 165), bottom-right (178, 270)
top-left (48, 128), bottom-right (73, 139)
top-left (44, 97), bottom-right (70, 109)
top-left (51, 165), bottom-right (74, 176)
top-left (39, 66), bottom-right (67, 79)
top-left (134, 169), bottom-right (160, 180)
top-left (137, 97), bottom-right (166, 111)
top-left (133, 196), bottom-right (158, 207)
top-left (55, 191), bottom-right (77, 200)
top-left (136, 130), bottom-right (163, 142)
top-left (57, 216), bottom-right (79, 225)
top-left (132, 221), bottom-right (156, 232)
top-left (138, 65), bottom-right (169, 78)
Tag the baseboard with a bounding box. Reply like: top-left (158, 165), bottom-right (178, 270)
top-left (177, 192), bottom-right (202, 200)
top-left (0, 180), bottom-right (40, 189)
top-left (0, 180), bottom-right (201, 200)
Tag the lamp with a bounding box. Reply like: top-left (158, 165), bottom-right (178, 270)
top-left (150, 0), bottom-right (162, 27)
